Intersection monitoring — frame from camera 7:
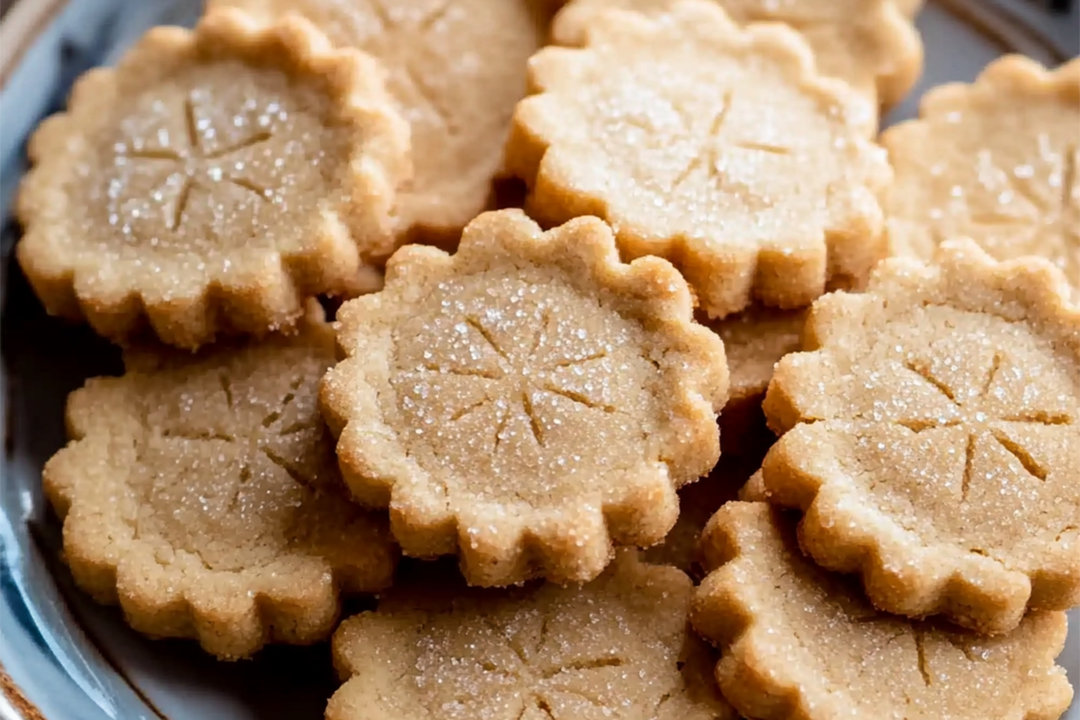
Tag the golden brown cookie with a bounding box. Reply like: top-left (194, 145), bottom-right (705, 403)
top-left (883, 55), bottom-right (1080, 302)
top-left (552, 0), bottom-right (923, 109)
top-left (762, 240), bottom-right (1080, 635)
top-left (327, 551), bottom-right (737, 720)
top-left (209, 0), bottom-right (550, 247)
top-left (711, 305), bottom-right (806, 454)
top-left (508, 1), bottom-right (891, 320)
top-left (641, 453), bottom-right (760, 580)
top-left (43, 303), bottom-right (397, 660)
top-left (736, 469), bottom-right (768, 503)
top-left (16, 9), bottom-right (410, 349)
top-left (691, 502), bottom-right (1074, 720)
top-left (321, 209), bottom-right (728, 587)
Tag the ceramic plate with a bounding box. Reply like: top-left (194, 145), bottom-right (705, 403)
top-left (0, 1), bottom-right (1077, 718)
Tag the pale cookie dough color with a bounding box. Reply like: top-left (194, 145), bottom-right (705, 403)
top-left (711, 305), bottom-right (806, 453)
top-left (762, 240), bottom-right (1080, 635)
top-left (209, 0), bottom-right (549, 246)
top-left (320, 210), bottom-right (728, 587)
top-left (327, 552), bottom-right (737, 720)
top-left (691, 503), bottom-right (1074, 720)
top-left (552, 0), bottom-right (923, 109)
top-left (42, 304), bottom-right (397, 660)
top-left (16, 9), bottom-right (410, 349)
top-left (883, 56), bottom-right (1080, 302)
top-left (508, 1), bottom-right (891, 320)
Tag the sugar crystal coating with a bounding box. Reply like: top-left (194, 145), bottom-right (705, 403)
top-left (884, 55), bottom-right (1080, 302)
top-left (553, 0), bottom-right (923, 109)
top-left (43, 303), bottom-right (397, 660)
top-left (508, 0), bottom-right (892, 320)
top-left (210, 0), bottom-right (549, 246)
top-left (692, 502), bottom-right (1073, 720)
top-left (762, 239), bottom-right (1080, 634)
top-left (328, 551), bottom-right (737, 720)
top-left (321, 210), bottom-right (728, 586)
top-left (16, 9), bottom-right (410, 348)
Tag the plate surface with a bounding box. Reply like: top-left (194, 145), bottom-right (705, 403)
top-left (0, 1), bottom-right (1077, 718)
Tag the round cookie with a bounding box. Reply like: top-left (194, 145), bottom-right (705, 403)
top-left (762, 240), bottom-right (1080, 635)
top-left (883, 55), bottom-right (1080, 302)
top-left (16, 9), bottom-right (410, 349)
top-left (320, 209), bottom-right (728, 587)
top-left (692, 503), bottom-right (1074, 720)
top-left (209, 0), bottom-right (551, 247)
top-left (507, 0), bottom-right (891, 320)
top-left (328, 551), bottom-right (737, 720)
top-left (42, 303), bottom-right (397, 660)
top-left (552, 0), bottom-right (923, 110)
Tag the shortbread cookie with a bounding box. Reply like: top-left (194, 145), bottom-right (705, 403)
top-left (43, 303), bottom-right (397, 660)
top-left (552, 0), bottom-right (923, 108)
top-left (883, 56), bottom-right (1080, 301)
top-left (762, 240), bottom-right (1080, 634)
top-left (210, 0), bottom-right (549, 247)
top-left (16, 9), bottom-right (410, 349)
top-left (691, 502), bottom-right (1074, 720)
top-left (642, 453), bottom-right (759, 579)
top-left (508, 1), bottom-right (891, 320)
top-left (321, 210), bottom-right (728, 587)
top-left (327, 551), bottom-right (737, 720)
top-left (712, 306), bottom-right (806, 453)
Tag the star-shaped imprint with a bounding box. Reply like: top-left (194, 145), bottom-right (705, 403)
top-left (327, 552), bottom-right (737, 720)
top-left (16, 9), bottom-right (410, 348)
top-left (691, 503), bottom-right (1074, 720)
top-left (884, 56), bottom-right (1080, 302)
top-left (321, 210), bottom-right (728, 587)
top-left (760, 239), bottom-right (1080, 634)
top-left (507, 1), bottom-right (891, 320)
top-left (42, 304), bottom-right (397, 660)
top-left (209, 0), bottom-right (547, 245)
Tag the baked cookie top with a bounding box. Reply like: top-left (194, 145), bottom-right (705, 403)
top-left (210, 0), bottom-right (549, 246)
top-left (16, 8), bottom-right (409, 349)
top-left (884, 55), bottom-right (1080, 302)
top-left (553, 0), bottom-right (923, 109)
top-left (762, 240), bottom-right (1080, 634)
top-left (692, 502), bottom-right (1073, 720)
top-left (328, 551), bottom-right (737, 720)
top-left (321, 209), bottom-right (727, 587)
top-left (43, 303), bottom-right (397, 660)
top-left (508, 0), bottom-right (891, 320)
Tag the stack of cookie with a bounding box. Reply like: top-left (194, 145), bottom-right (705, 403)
top-left (13, 0), bottom-right (1078, 718)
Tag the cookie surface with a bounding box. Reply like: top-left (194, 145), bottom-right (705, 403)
top-left (552, 0), bottom-right (923, 108)
top-left (884, 56), bottom-right (1079, 302)
top-left (321, 209), bottom-right (727, 587)
top-left (43, 304), bottom-right (397, 660)
top-left (328, 551), bottom-right (737, 720)
top-left (210, 0), bottom-right (549, 247)
top-left (691, 502), bottom-right (1073, 720)
top-left (762, 240), bottom-right (1080, 634)
top-left (16, 9), bottom-right (410, 349)
top-left (508, 1), bottom-right (891, 319)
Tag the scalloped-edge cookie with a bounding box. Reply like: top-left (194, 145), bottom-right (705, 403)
top-left (16, 8), bottom-right (410, 349)
top-left (507, 1), bottom-right (891, 320)
top-left (551, 0), bottom-right (923, 109)
top-left (883, 55), bottom-right (1080, 302)
top-left (209, 0), bottom-right (550, 248)
top-left (327, 550), bottom-right (737, 720)
top-left (761, 239), bottom-right (1080, 635)
top-left (43, 302), bottom-right (397, 660)
top-left (641, 453), bottom-right (759, 580)
top-left (711, 305), bottom-right (806, 454)
top-left (321, 209), bottom-right (728, 587)
top-left (691, 502), bottom-right (1073, 720)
